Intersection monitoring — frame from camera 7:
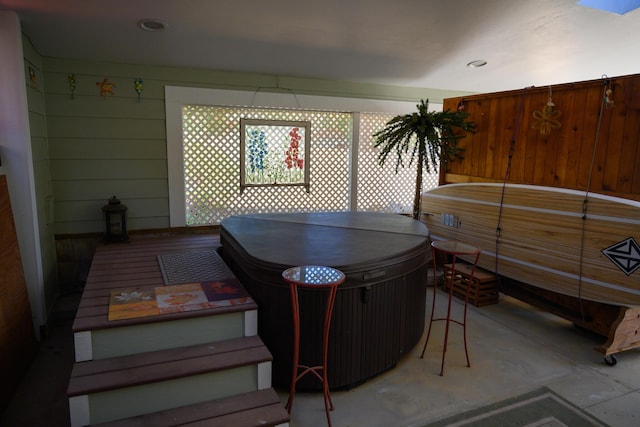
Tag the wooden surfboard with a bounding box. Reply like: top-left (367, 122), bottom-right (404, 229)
top-left (421, 183), bottom-right (640, 306)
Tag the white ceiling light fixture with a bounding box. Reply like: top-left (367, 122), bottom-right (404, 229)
top-left (137, 19), bottom-right (167, 32)
top-left (467, 60), bottom-right (487, 68)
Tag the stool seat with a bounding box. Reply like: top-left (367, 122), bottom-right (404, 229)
top-left (282, 265), bottom-right (345, 427)
top-left (420, 240), bottom-right (481, 375)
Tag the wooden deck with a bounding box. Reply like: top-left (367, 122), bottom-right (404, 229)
top-left (68, 233), bottom-right (289, 426)
top-left (72, 233), bottom-right (255, 333)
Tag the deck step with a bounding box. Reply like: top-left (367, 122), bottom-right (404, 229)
top-left (93, 389), bottom-right (289, 427)
top-left (73, 301), bottom-right (258, 362)
top-left (68, 336), bottom-right (276, 426)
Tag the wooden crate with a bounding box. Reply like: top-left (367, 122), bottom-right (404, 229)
top-left (443, 263), bottom-right (498, 307)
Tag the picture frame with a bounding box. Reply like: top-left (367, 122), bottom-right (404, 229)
top-left (240, 118), bottom-right (311, 192)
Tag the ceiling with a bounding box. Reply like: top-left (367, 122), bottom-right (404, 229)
top-left (2, 0), bottom-right (639, 94)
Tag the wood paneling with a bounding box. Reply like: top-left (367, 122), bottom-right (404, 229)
top-left (443, 74), bottom-right (640, 201)
top-left (0, 175), bottom-right (37, 410)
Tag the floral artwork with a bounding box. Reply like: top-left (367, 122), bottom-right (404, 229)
top-left (247, 128), bottom-right (268, 178)
top-left (285, 127), bottom-right (305, 172)
top-left (240, 119), bottom-right (310, 192)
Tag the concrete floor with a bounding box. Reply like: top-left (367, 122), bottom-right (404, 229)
top-left (2, 289), bottom-right (639, 427)
top-left (282, 289), bottom-right (640, 427)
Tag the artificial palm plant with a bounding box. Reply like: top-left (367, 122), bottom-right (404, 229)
top-left (373, 99), bottom-right (475, 220)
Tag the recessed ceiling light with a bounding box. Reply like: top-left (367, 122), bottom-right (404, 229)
top-left (467, 60), bottom-right (487, 68)
top-left (137, 19), bottom-right (167, 32)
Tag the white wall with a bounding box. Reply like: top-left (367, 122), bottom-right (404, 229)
top-left (0, 11), bottom-right (46, 337)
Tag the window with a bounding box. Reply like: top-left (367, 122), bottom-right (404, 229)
top-left (166, 87), bottom-right (440, 226)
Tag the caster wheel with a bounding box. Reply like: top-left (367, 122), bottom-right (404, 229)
top-left (604, 355), bottom-right (617, 366)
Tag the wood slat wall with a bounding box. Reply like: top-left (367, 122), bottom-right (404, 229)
top-left (442, 74), bottom-right (640, 201)
top-left (0, 175), bottom-right (37, 411)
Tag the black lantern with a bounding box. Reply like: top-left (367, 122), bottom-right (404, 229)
top-left (102, 196), bottom-right (129, 242)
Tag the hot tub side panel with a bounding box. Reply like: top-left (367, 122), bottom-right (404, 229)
top-left (220, 233), bottom-right (429, 390)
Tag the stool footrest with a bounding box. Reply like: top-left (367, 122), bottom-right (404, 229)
top-left (443, 263), bottom-right (499, 307)
top-left (294, 365), bottom-right (324, 383)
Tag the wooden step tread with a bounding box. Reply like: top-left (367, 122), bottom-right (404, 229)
top-left (93, 388), bottom-right (289, 427)
top-left (72, 298), bottom-right (257, 333)
top-left (68, 336), bottom-right (271, 397)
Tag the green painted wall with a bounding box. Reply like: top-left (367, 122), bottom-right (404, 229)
top-left (23, 36), bottom-right (59, 315)
top-left (42, 57), bottom-right (473, 236)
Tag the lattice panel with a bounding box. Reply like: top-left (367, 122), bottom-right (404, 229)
top-left (183, 106), bottom-right (351, 225)
top-left (356, 113), bottom-right (439, 214)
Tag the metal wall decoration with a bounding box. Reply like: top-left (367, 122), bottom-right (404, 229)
top-left (134, 78), bottom-right (143, 102)
top-left (68, 74), bottom-right (77, 99)
top-left (532, 87), bottom-right (561, 135)
top-left (96, 78), bottom-right (116, 98)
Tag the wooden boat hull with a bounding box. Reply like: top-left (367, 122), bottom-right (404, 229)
top-left (421, 183), bottom-right (640, 306)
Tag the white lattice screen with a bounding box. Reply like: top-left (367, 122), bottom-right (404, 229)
top-left (359, 112), bottom-right (414, 213)
top-left (182, 106), bottom-right (438, 225)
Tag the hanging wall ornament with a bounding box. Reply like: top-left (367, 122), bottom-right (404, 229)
top-left (68, 74), bottom-right (77, 99)
top-left (134, 78), bottom-right (143, 102)
top-left (96, 78), bottom-right (116, 99)
top-left (604, 87), bottom-right (615, 109)
top-left (604, 89), bottom-right (614, 109)
top-left (28, 65), bottom-right (38, 88)
top-left (532, 86), bottom-right (561, 136)
top-left (602, 74), bottom-right (615, 109)
top-left (457, 99), bottom-right (465, 111)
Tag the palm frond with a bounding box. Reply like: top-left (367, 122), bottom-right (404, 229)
top-left (372, 99), bottom-right (475, 219)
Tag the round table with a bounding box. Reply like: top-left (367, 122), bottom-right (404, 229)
top-left (282, 265), bottom-right (345, 426)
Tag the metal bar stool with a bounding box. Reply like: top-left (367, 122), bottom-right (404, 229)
top-left (420, 240), bottom-right (481, 375)
top-left (282, 265), bottom-right (345, 427)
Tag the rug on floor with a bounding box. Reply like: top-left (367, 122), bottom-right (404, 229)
top-left (422, 387), bottom-right (607, 427)
top-left (157, 249), bottom-right (233, 285)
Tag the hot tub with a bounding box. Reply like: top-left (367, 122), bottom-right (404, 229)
top-left (220, 211), bottom-right (430, 390)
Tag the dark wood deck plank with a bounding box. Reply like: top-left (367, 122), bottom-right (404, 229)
top-left (93, 389), bottom-right (289, 427)
top-left (88, 263), bottom-right (159, 275)
top-left (185, 404), bottom-right (289, 427)
top-left (68, 337), bottom-right (271, 396)
top-left (73, 299), bottom-right (256, 331)
top-left (70, 335), bottom-right (265, 378)
top-left (73, 233), bottom-right (237, 333)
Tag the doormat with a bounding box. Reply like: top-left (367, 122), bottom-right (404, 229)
top-left (157, 249), bottom-right (234, 285)
top-left (422, 387), bottom-right (607, 427)
top-left (107, 278), bottom-right (252, 321)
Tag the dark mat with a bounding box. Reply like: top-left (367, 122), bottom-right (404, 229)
top-left (157, 250), bottom-right (234, 285)
top-left (423, 387), bottom-right (608, 427)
